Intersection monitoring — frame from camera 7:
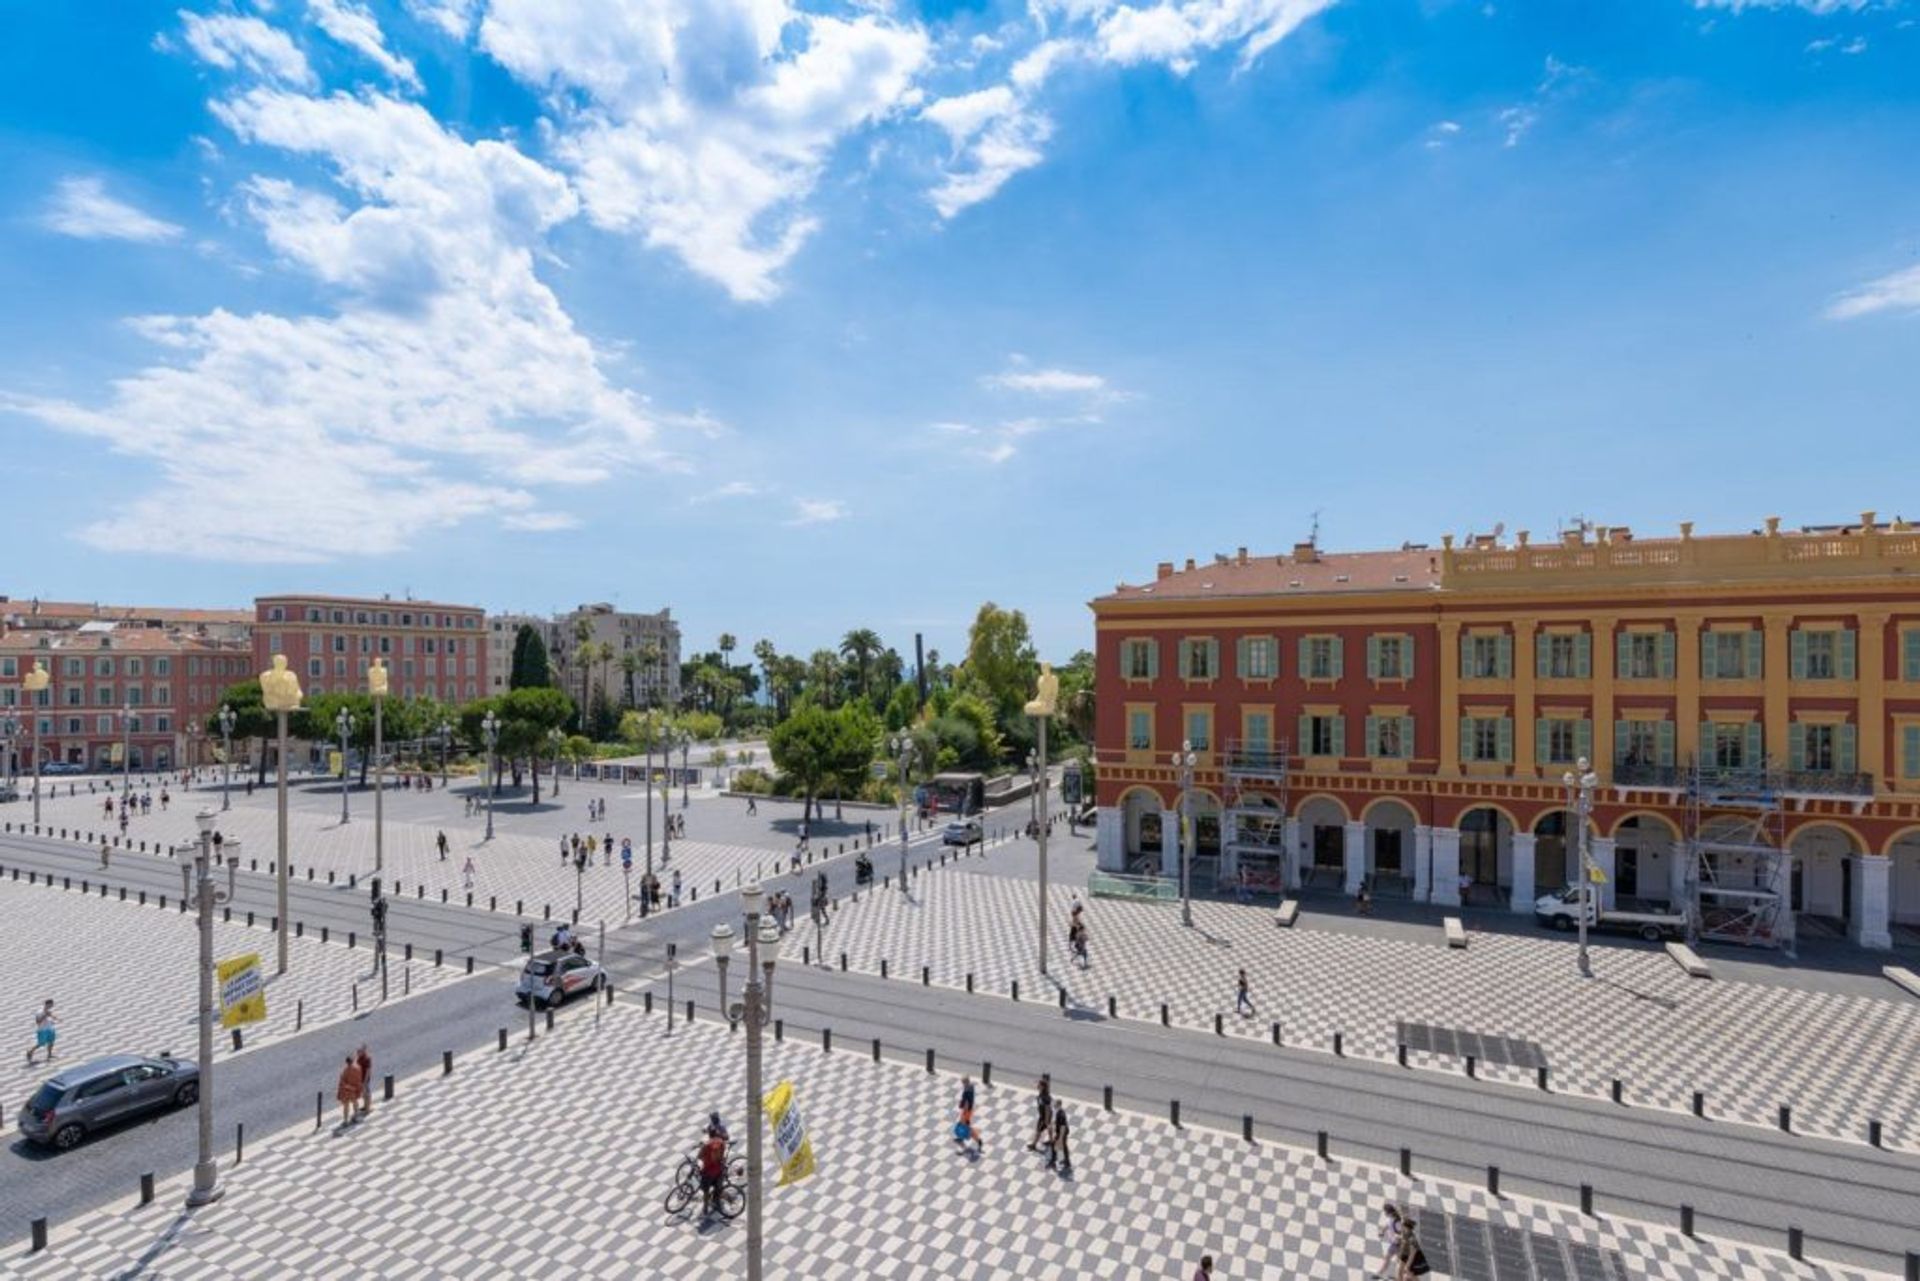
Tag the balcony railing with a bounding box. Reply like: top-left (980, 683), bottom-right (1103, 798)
top-left (1223, 739), bottom-right (1290, 778)
top-left (1612, 761), bottom-right (1874, 799)
top-left (1612, 762), bottom-right (1686, 790)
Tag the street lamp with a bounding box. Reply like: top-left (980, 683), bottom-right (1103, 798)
top-left (217, 703), bottom-right (236, 812)
top-left (188, 808), bottom-right (229, 1207)
top-left (24, 661), bottom-right (48, 826)
top-left (438, 720), bottom-right (452, 788)
top-left (1, 716), bottom-right (16, 792)
top-left (1175, 740), bottom-right (1198, 929)
top-left (727, 885), bottom-right (776, 1280)
top-left (481, 709), bottom-right (500, 842)
top-left (644, 725), bottom-right (656, 880)
top-left (1563, 756), bottom-right (1601, 976)
top-left (369, 659), bottom-right (388, 874)
top-left (1025, 665), bottom-right (1060, 973)
top-left (662, 729), bottom-right (681, 869)
top-left (334, 707), bottom-right (354, 825)
top-left (548, 727), bottom-right (564, 799)
top-left (120, 703), bottom-right (133, 797)
top-left (710, 921), bottom-right (735, 1019)
top-left (680, 737), bottom-right (690, 809)
top-left (260, 656), bottom-right (302, 976)
top-left (887, 732), bottom-right (914, 892)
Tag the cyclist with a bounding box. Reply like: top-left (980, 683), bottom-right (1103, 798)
top-left (697, 1116), bottom-right (730, 1219)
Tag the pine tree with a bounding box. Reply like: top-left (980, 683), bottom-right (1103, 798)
top-left (509, 624), bottom-right (553, 690)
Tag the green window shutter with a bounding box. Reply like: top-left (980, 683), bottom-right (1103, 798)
top-left (1790, 630), bottom-right (1808, 680)
top-left (1146, 641), bottom-right (1159, 679)
top-left (1496, 717), bottom-right (1514, 763)
top-left (1744, 630), bottom-right (1762, 678)
top-left (1699, 722), bottom-right (1715, 765)
top-left (1329, 715), bottom-right (1346, 758)
top-left (1331, 639), bottom-right (1345, 680)
top-left (1496, 636), bottom-right (1513, 679)
top-left (1838, 723), bottom-right (1857, 774)
top-left (1906, 630), bottom-right (1920, 682)
top-left (1904, 725), bottom-right (1920, 779)
top-left (1788, 724), bottom-right (1805, 772)
top-left (1298, 714), bottom-right (1311, 753)
top-left (1535, 718), bottom-right (1551, 765)
top-left (1270, 635), bottom-right (1283, 678)
top-left (1401, 634), bottom-right (1415, 679)
top-left (1460, 641), bottom-right (1474, 680)
top-left (1575, 633), bottom-right (1592, 679)
top-left (1575, 719), bottom-right (1592, 763)
top-left (1658, 631), bottom-right (1676, 678)
top-left (1207, 639), bottom-right (1220, 679)
top-left (1616, 631), bottom-right (1633, 679)
top-left (1365, 635), bottom-right (1379, 679)
top-left (1297, 636), bottom-right (1311, 677)
top-left (1399, 716), bottom-right (1414, 758)
top-left (1744, 722), bottom-right (1763, 768)
top-left (1536, 633), bottom-right (1551, 679)
top-left (1656, 720), bottom-right (1675, 767)
top-left (1235, 637), bottom-right (1249, 679)
top-left (1460, 717), bottom-right (1474, 760)
top-left (1701, 633), bottom-right (1717, 680)
top-left (1838, 630), bottom-right (1856, 680)
top-left (1365, 715), bottom-right (1378, 756)
top-left (1614, 720), bottom-right (1631, 765)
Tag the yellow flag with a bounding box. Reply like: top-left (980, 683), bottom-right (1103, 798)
top-left (762, 1080), bottom-right (817, 1186)
top-left (328, 750), bottom-right (345, 777)
top-left (217, 952), bottom-right (267, 1028)
top-left (1587, 864), bottom-right (1609, 884)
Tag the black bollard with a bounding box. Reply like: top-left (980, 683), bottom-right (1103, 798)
top-left (871, 1037), bottom-right (880, 1063)
top-left (1316, 1130), bottom-right (1328, 1160)
top-left (1011, 979), bottom-right (1019, 1002)
top-left (499, 1027), bottom-right (508, 1052)
top-left (1103, 1084), bottom-right (1112, 1111)
top-left (30, 1218), bottom-right (46, 1253)
top-left (383, 1074), bottom-right (394, 1101)
top-left (1215, 1013), bottom-right (1224, 1036)
top-left (925, 1048), bottom-right (935, 1073)
top-left (1680, 1205), bottom-right (1694, 1237)
top-left (1243, 1114), bottom-right (1253, 1143)
top-left (1170, 1099), bottom-right (1180, 1127)
top-left (1538, 1065), bottom-right (1550, 1091)
top-left (1789, 1228), bottom-right (1803, 1261)
top-left (1871, 1119), bottom-right (1884, 1148)
top-left (823, 1027), bottom-right (832, 1054)
top-left (1692, 1090), bottom-right (1704, 1117)
top-left (444, 1050), bottom-right (453, 1076)
top-left (1580, 1184), bottom-right (1593, 1216)
top-left (1779, 1105), bottom-right (1792, 1133)
top-left (236, 1122), bottom-right (245, 1164)
top-left (1488, 1165), bottom-right (1500, 1197)
top-left (1611, 1078), bottom-right (1622, 1104)
top-left (1334, 1031), bottom-right (1344, 1057)
top-left (141, 1172), bottom-right (155, 1205)
top-left (1400, 1147), bottom-right (1411, 1177)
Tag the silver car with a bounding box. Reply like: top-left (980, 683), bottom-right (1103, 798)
top-left (18, 1054), bottom-right (200, 1150)
top-left (942, 818), bottom-right (982, 846)
top-left (515, 950), bottom-right (606, 1007)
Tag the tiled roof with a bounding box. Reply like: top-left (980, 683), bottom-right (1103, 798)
top-left (0, 599), bottom-right (251, 625)
top-left (1097, 548), bottom-right (1442, 603)
top-left (256, 594), bottom-right (482, 611)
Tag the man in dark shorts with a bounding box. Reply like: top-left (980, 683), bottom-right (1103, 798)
top-left (697, 1129), bottom-right (728, 1219)
top-left (1028, 1074), bottom-right (1053, 1156)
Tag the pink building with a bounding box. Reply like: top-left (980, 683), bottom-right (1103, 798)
top-left (252, 595), bottom-right (485, 705)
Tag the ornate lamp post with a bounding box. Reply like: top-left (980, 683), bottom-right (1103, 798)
top-left (680, 737), bottom-right (690, 808)
top-left (188, 808), bottom-right (230, 1207)
top-left (334, 707), bottom-right (354, 825)
top-left (1175, 740), bottom-right (1198, 928)
top-left (1, 716), bottom-right (16, 792)
top-left (260, 655), bottom-right (303, 975)
top-left (217, 703), bottom-right (236, 812)
top-left (24, 661), bottom-right (49, 825)
top-left (1563, 756), bottom-right (1601, 976)
top-left (481, 709), bottom-right (500, 842)
top-left (1025, 665), bottom-right (1060, 972)
top-left (370, 659), bottom-right (388, 874)
top-left (549, 727), bottom-right (564, 799)
top-left (120, 703), bottom-right (134, 796)
top-left (887, 732), bottom-right (914, 892)
top-left (715, 891), bottom-right (777, 1281)
top-left (438, 720), bottom-right (452, 788)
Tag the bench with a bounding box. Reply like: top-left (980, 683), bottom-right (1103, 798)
top-left (1275, 899), bottom-right (1299, 928)
top-left (1443, 917), bottom-right (1467, 949)
top-left (1666, 942), bottom-right (1710, 978)
top-left (1883, 966), bottom-right (1920, 1000)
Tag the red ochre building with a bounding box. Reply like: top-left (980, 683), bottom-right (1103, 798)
top-left (1090, 514), bottom-right (1920, 951)
top-left (252, 594), bottom-right (485, 705)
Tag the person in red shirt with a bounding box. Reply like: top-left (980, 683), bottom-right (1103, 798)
top-left (697, 1131), bottom-right (728, 1219)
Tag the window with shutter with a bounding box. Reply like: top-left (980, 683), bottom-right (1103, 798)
top-left (1365, 714), bottom-right (1379, 756)
top-left (1700, 633), bottom-right (1717, 680)
top-left (1837, 723), bottom-right (1857, 774)
top-left (1614, 720), bottom-right (1632, 765)
top-left (1837, 630), bottom-right (1856, 680)
top-left (1788, 724), bottom-right (1806, 772)
top-left (1535, 718), bottom-right (1551, 765)
top-left (1401, 634), bottom-right (1415, 677)
top-left (1399, 715), bottom-right (1414, 757)
top-left (1330, 638), bottom-right (1344, 680)
top-left (1329, 715), bottom-right (1345, 758)
top-left (1574, 634), bottom-right (1592, 679)
top-left (1743, 630), bottom-right (1763, 678)
top-left (1496, 635), bottom-right (1513, 679)
top-left (1744, 722), bottom-right (1763, 768)
top-left (1298, 636), bottom-right (1312, 678)
top-left (1658, 631), bottom-right (1675, 678)
top-left (1904, 725), bottom-right (1920, 779)
top-left (1575, 719), bottom-right (1592, 762)
top-left (1495, 717), bottom-right (1513, 762)
top-left (1235, 637), bottom-right (1249, 679)
top-left (1366, 636), bottom-right (1380, 679)
top-left (1790, 629), bottom-right (1808, 680)
top-left (1906, 630), bottom-right (1920, 682)
top-left (1299, 714), bottom-right (1312, 753)
top-left (1536, 635), bottom-right (1552, 680)
top-left (1656, 720), bottom-right (1674, 766)
top-left (1616, 632), bottom-right (1633, 679)
top-left (1460, 716), bottom-right (1474, 759)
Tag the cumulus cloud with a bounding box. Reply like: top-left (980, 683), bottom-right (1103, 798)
top-left (1825, 262), bottom-right (1920, 320)
top-left (688, 480), bottom-right (762, 502)
top-left (473, 0), bottom-right (928, 302)
top-left (1695, 0), bottom-right (1869, 11)
top-left (788, 497), bottom-right (849, 525)
top-left (43, 177), bottom-right (183, 243)
top-left (982, 365), bottom-right (1110, 394)
top-left (177, 11), bottom-right (317, 87)
top-left (308, 0), bottom-right (423, 89)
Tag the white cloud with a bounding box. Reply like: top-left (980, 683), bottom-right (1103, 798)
top-left (308, 0), bottom-right (423, 89)
top-left (501, 510), bottom-right (581, 531)
top-left (5, 85), bottom-right (676, 563)
top-left (788, 497), bottom-right (849, 525)
top-left (983, 365), bottom-right (1109, 394)
top-left (474, 0), bottom-right (929, 302)
top-left (405, 0), bottom-right (480, 40)
top-left (42, 177), bottom-right (183, 244)
top-left (177, 11), bottom-right (317, 87)
top-left (688, 480), bottom-right (762, 502)
top-left (1825, 262), bottom-right (1920, 320)
top-left (1498, 105), bottom-right (1536, 147)
top-left (1424, 119), bottom-right (1461, 149)
top-left (1695, 0), bottom-right (1869, 11)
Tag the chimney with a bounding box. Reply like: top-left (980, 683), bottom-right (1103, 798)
top-left (1183, 558), bottom-right (1196, 572)
top-left (1236, 546), bottom-right (1248, 565)
top-left (1292, 542), bottom-right (1318, 563)
top-left (1156, 562), bottom-right (1174, 580)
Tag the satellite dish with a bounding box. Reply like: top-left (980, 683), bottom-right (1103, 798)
top-left (1491, 522), bottom-right (1506, 541)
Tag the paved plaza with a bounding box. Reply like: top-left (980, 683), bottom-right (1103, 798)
top-left (12, 775), bottom-right (919, 931)
top-left (0, 878), bottom-right (465, 1108)
top-left (813, 857), bottom-right (1920, 1149)
top-left (15, 999), bottom-right (1865, 1280)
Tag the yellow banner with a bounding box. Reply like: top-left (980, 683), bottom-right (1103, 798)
top-left (328, 749), bottom-right (345, 777)
top-left (762, 1080), bottom-right (816, 1187)
top-left (217, 952), bottom-right (267, 1028)
top-left (109, 743), bottom-right (124, 764)
top-left (1587, 864), bottom-right (1609, 884)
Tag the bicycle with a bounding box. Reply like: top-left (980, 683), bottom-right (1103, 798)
top-left (663, 1152), bottom-right (748, 1220)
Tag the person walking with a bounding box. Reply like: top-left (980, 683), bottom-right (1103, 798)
top-left (26, 1000), bottom-right (59, 1065)
top-left (1194, 1255), bottom-right (1215, 1280)
top-left (1235, 968), bottom-right (1255, 1018)
top-left (462, 856), bottom-right (476, 892)
top-left (1049, 1099), bottom-right (1071, 1173)
top-left (954, 1075), bottom-right (983, 1154)
top-left (670, 869), bottom-right (682, 908)
top-left (355, 1044), bottom-right (374, 1118)
top-left (1395, 1216), bottom-right (1432, 1279)
top-left (336, 1054), bottom-right (363, 1127)
top-left (437, 830), bottom-right (449, 862)
top-left (1027, 1074), bottom-right (1053, 1157)
top-left (746, 794), bottom-right (757, 815)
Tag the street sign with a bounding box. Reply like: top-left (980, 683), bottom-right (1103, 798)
top-left (217, 952), bottom-right (267, 1027)
top-left (763, 1079), bottom-right (816, 1186)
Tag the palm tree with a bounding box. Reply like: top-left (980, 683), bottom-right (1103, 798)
top-left (808, 649), bottom-right (843, 708)
top-left (593, 642), bottom-right (615, 716)
top-left (639, 641), bottom-right (662, 708)
top-left (619, 651), bottom-right (641, 709)
top-left (753, 639), bottom-right (776, 709)
top-left (840, 629), bottom-right (882, 702)
top-left (924, 647), bottom-right (942, 691)
top-left (570, 617), bottom-right (594, 721)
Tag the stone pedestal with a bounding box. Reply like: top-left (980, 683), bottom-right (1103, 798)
top-left (1412, 825), bottom-right (1433, 902)
top-left (1589, 836), bottom-right (1617, 911)
top-left (1160, 810), bottom-right (1181, 879)
top-left (1094, 807), bottom-right (1122, 872)
top-left (1283, 818), bottom-right (1303, 891)
top-left (1509, 833), bottom-right (1537, 914)
top-left (1430, 827), bottom-right (1462, 907)
top-left (1853, 854), bottom-right (1892, 951)
top-left (1343, 821), bottom-right (1367, 895)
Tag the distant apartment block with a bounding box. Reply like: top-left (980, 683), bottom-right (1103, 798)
top-left (253, 594), bottom-right (484, 705)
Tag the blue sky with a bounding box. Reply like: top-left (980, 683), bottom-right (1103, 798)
top-left (1, 0), bottom-right (1916, 665)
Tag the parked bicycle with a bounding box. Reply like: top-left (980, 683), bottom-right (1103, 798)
top-left (663, 1150), bottom-right (748, 1220)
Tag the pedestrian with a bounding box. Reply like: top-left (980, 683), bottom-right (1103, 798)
top-left (560, 836), bottom-right (569, 866)
top-left (1379, 1204), bottom-right (1406, 1278)
top-left (1355, 882), bottom-right (1373, 916)
top-left (26, 1000), bottom-right (59, 1065)
top-left (437, 830), bottom-right (449, 862)
top-left (746, 794), bottom-right (757, 815)
top-left (462, 857), bottom-right (476, 891)
top-left (355, 1044), bottom-right (374, 1118)
top-left (1194, 1255), bottom-right (1215, 1280)
top-left (954, 1075), bottom-right (983, 1154)
top-left (1027, 1074), bottom-right (1053, 1155)
top-left (1235, 968), bottom-right (1254, 1018)
top-left (1049, 1100), bottom-right (1071, 1173)
top-left (670, 869), bottom-right (682, 907)
top-left (620, 838), bottom-right (633, 869)
top-left (1396, 1216), bottom-right (1432, 1278)
top-left (99, 839), bottom-right (111, 870)
top-left (336, 1053), bottom-right (362, 1126)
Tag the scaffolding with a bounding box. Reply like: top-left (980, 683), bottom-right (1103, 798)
top-left (1222, 738), bottom-right (1290, 899)
top-left (1683, 761), bottom-right (1793, 954)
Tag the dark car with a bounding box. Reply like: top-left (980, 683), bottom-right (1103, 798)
top-left (18, 1054), bottom-right (200, 1150)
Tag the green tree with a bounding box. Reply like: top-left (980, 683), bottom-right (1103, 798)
top-left (839, 628), bottom-right (882, 702)
top-left (753, 639), bottom-right (776, 708)
top-left (207, 680), bottom-right (275, 784)
top-left (881, 682), bottom-right (919, 732)
top-left (619, 651), bottom-right (641, 709)
top-left (960, 602), bottom-right (1038, 727)
top-left (770, 702), bottom-right (838, 822)
top-left (509, 624), bottom-right (552, 690)
top-left (829, 700), bottom-right (881, 802)
top-left (807, 649), bottom-right (842, 708)
top-left (460, 686), bottom-right (574, 800)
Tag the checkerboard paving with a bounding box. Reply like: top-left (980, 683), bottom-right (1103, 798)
top-left (16, 1000), bottom-right (1874, 1280)
top-left (0, 877), bottom-right (464, 1104)
top-left (15, 783), bottom-right (879, 929)
top-left (811, 861), bottom-right (1920, 1148)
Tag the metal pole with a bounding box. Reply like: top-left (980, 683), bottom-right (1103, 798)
top-left (661, 736), bottom-right (673, 867)
top-left (745, 908), bottom-right (765, 1281)
top-left (338, 714), bottom-right (350, 824)
top-left (1180, 751), bottom-right (1194, 928)
top-left (188, 822), bottom-right (222, 1206)
top-left (373, 699), bottom-right (384, 874)
top-left (122, 707), bottom-right (131, 796)
top-left (439, 726), bottom-right (449, 788)
top-left (681, 741), bottom-right (689, 808)
top-left (896, 737), bottom-right (911, 891)
top-left (1037, 716), bottom-right (1050, 974)
top-left (31, 712), bottom-right (41, 826)
top-left (485, 742), bottom-right (496, 841)
top-left (666, 942), bottom-right (676, 1033)
top-left (220, 712), bottom-right (233, 813)
top-left (276, 711), bottom-right (290, 976)
top-left (644, 737), bottom-right (654, 876)
top-left (1576, 768), bottom-right (1593, 976)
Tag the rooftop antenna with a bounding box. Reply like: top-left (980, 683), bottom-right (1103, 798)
top-left (1308, 509), bottom-right (1321, 547)
top-left (1491, 521), bottom-right (1505, 544)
